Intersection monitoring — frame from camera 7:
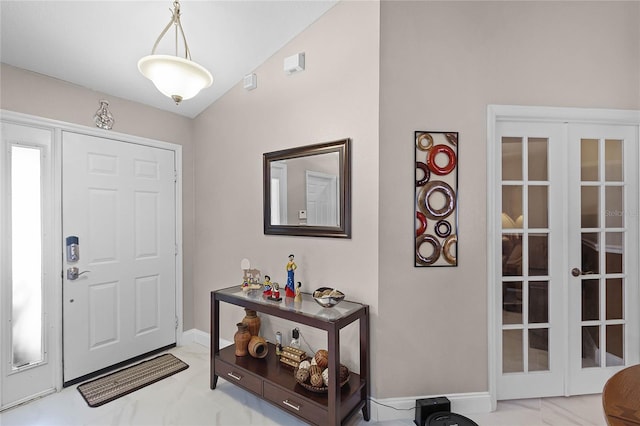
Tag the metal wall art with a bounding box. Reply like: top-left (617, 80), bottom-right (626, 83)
top-left (415, 131), bottom-right (458, 267)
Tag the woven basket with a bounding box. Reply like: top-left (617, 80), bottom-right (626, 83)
top-left (294, 368), bottom-right (350, 393)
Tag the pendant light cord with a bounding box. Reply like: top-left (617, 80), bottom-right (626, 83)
top-left (150, 0), bottom-right (191, 60)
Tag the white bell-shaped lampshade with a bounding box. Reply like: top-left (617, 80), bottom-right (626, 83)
top-left (138, 54), bottom-right (213, 104)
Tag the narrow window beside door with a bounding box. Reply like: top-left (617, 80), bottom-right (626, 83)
top-left (10, 145), bottom-right (44, 369)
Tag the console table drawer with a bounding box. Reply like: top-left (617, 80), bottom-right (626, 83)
top-left (216, 359), bottom-right (262, 395)
top-left (263, 382), bottom-right (325, 424)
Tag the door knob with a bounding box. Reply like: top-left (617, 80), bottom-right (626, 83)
top-left (67, 267), bottom-right (90, 280)
top-left (571, 268), bottom-right (582, 277)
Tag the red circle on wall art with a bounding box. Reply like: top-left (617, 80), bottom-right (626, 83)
top-left (416, 211), bottom-right (427, 236)
top-left (427, 144), bottom-right (457, 176)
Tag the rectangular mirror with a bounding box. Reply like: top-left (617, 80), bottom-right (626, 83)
top-left (263, 138), bottom-right (351, 238)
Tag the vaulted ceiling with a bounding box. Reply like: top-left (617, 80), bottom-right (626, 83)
top-left (1, 1), bottom-right (337, 118)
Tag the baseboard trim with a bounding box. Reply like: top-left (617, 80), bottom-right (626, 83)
top-left (182, 328), bottom-right (231, 349)
top-left (182, 329), bottom-right (493, 421)
top-left (182, 328), bottom-right (210, 347)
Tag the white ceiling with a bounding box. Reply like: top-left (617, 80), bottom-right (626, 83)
top-left (0, 1), bottom-right (337, 118)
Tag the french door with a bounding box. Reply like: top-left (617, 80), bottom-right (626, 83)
top-left (491, 106), bottom-right (639, 400)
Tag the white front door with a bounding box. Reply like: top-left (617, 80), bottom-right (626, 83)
top-left (492, 108), bottom-right (639, 400)
top-left (62, 131), bottom-right (177, 384)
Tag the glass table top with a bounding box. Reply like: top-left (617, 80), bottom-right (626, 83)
top-left (215, 286), bottom-right (365, 322)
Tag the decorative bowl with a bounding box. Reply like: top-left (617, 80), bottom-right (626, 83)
top-left (312, 287), bottom-right (345, 308)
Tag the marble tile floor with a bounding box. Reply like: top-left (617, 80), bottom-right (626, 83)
top-left (1, 343), bottom-right (607, 426)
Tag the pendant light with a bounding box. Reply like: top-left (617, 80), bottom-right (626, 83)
top-left (138, 0), bottom-right (213, 105)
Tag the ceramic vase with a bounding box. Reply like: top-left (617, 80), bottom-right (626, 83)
top-left (248, 335), bottom-right (268, 359)
top-left (242, 308), bottom-right (261, 336)
top-left (234, 322), bottom-right (251, 356)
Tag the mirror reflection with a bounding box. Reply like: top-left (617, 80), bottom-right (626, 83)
top-left (264, 139), bottom-right (351, 238)
top-left (271, 152), bottom-right (340, 226)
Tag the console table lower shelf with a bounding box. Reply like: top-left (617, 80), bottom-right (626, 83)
top-left (213, 343), bottom-right (366, 425)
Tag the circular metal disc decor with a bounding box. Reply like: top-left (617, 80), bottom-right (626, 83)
top-left (416, 161), bottom-right (431, 187)
top-left (417, 180), bottom-right (456, 220)
top-left (442, 234), bottom-right (457, 265)
top-left (415, 234), bottom-right (441, 265)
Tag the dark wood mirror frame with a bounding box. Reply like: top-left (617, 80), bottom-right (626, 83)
top-left (263, 138), bottom-right (351, 238)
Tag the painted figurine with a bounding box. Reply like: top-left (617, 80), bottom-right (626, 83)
top-left (285, 254), bottom-right (297, 298)
top-left (263, 275), bottom-right (272, 297)
top-left (268, 283), bottom-right (282, 301)
top-left (294, 281), bottom-right (302, 303)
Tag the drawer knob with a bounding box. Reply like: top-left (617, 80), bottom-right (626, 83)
top-left (227, 372), bottom-right (242, 381)
top-left (282, 399), bottom-right (300, 411)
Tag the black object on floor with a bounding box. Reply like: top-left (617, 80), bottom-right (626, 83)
top-left (415, 397), bottom-right (451, 426)
top-left (77, 353), bottom-right (188, 407)
top-left (427, 411), bottom-right (479, 426)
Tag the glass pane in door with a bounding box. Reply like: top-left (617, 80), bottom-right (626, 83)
top-left (528, 138), bottom-right (548, 181)
top-left (502, 137), bottom-right (523, 180)
top-left (581, 139), bottom-right (599, 181)
top-left (581, 280), bottom-right (599, 321)
top-left (10, 145), bottom-right (43, 369)
top-left (606, 325), bottom-right (624, 366)
top-left (528, 186), bottom-right (548, 228)
top-left (503, 281), bottom-right (523, 324)
top-left (605, 186), bottom-right (623, 227)
top-left (503, 329), bottom-right (523, 373)
top-left (529, 281), bottom-right (548, 323)
top-left (605, 278), bottom-right (623, 320)
top-left (582, 326), bottom-right (600, 368)
top-left (605, 139), bottom-right (623, 181)
top-left (529, 328), bottom-right (549, 371)
top-left (581, 186), bottom-right (599, 228)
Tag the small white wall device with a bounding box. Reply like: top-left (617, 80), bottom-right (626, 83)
top-left (243, 73), bottom-right (257, 90)
top-left (284, 52), bottom-right (305, 74)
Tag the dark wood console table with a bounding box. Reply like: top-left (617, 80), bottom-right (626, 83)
top-left (210, 286), bottom-right (370, 426)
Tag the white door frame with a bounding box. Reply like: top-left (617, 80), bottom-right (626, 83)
top-left (0, 109), bottom-right (184, 394)
top-left (486, 105), bottom-right (640, 409)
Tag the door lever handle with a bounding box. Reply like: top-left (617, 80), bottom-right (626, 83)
top-left (67, 267), bottom-right (90, 281)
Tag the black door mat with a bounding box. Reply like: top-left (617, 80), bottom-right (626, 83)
top-left (77, 353), bottom-right (189, 407)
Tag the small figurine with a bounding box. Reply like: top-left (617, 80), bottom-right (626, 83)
top-left (268, 283), bottom-right (282, 301)
top-left (294, 281), bottom-right (302, 303)
top-left (285, 254), bottom-right (297, 298)
top-left (240, 258), bottom-right (262, 291)
top-left (263, 275), bottom-right (272, 297)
